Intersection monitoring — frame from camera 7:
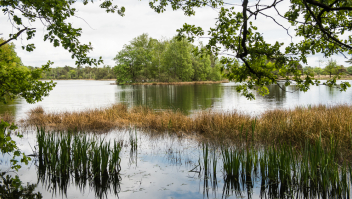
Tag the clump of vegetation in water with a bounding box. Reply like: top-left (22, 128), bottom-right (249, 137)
top-left (24, 104), bottom-right (352, 162)
top-left (36, 128), bottom-right (122, 198)
top-left (221, 133), bottom-right (351, 198)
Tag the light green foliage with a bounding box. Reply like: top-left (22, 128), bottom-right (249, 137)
top-left (347, 66), bottom-right (352, 75)
top-left (313, 67), bottom-right (324, 76)
top-left (150, 0), bottom-right (352, 99)
top-left (1, 1), bottom-right (124, 102)
top-left (0, 39), bottom-right (56, 104)
top-left (163, 38), bottom-right (194, 81)
top-left (303, 66), bottom-right (315, 77)
top-left (324, 59), bottom-right (339, 78)
top-left (113, 34), bottom-right (222, 83)
top-left (113, 34), bottom-right (155, 83)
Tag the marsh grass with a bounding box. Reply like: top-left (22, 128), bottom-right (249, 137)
top-left (221, 134), bottom-right (351, 198)
top-left (23, 103), bottom-right (352, 161)
top-left (36, 128), bottom-right (122, 198)
top-left (0, 112), bottom-right (14, 124)
top-left (200, 143), bottom-right (219, 197)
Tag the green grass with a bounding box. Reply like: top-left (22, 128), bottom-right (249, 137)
top-left (220, 134), bottom-right (351, 198)
top-left (36, 128), bottom-right (122, 198)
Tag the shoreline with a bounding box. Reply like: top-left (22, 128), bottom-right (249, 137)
top-left (110, 80), bottom-right (229, 85)
top-left (40, 79), bottom-right (116, 81)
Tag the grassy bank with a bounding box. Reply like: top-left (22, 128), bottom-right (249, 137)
top-left (22, 103), bottom-right (352, 161)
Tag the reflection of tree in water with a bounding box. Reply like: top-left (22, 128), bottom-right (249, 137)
top-left (116, 84), bottom-right (223, 114)
top-left (0, 172), bottom-right (42, 198)
top-left (262, 84), bottom-right (287, 103)
top-left (0, 99), bottom-right (17, 116)
top-left (327, 86), bottom-right (337, 97)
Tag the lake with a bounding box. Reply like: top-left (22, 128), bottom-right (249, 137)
top-left (1, 80), bottom-right (352, 120)
top-left (1, 80), bottom-right (352, 198)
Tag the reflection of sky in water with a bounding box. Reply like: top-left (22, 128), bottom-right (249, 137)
top-left (1, 130), bottom-right (269, 199)
top-left (217, 80), bottom-right (352, 116)
top-left (2, 80), bottom-right (352, 120)
top-left (2, 80), bottom-right (352, 197)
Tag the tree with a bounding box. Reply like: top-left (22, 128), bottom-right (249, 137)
top-left (324, 59), bottom-right (339, 78)
top-left (303, 66), bottom-right (314, 77)
top-left (347, 66), bottom-right (352, 75)
top-left (1, 1), bottom-right (126, 103)
top-left (313, 67), bottom-right (323, 76)
top-left (163, 38), bottom-right (194, 81)
top-left (1, 0), bottom-right (125, 66)
top-left (0, 39), bottom-right (55, 104)
top-left (150, 0), bottom-right (352, 99)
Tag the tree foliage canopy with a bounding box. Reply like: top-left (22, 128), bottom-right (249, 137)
top-left (150, 0), bottom-right (352, 99)
top-left (1, 0), bottom-right (125, 104)
top-left (1, 0), bottom-right (125, 66)
top-left (113, 34), bottom-right (222, 84)
top-left (0, 39), bottom-right (55, 104)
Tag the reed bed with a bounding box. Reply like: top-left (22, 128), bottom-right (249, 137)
top-left (23, 103), bottom-right (352, 161)
top-left (36, 128), bottom-right (122, 198)
top-left (220, 135), bottom-right (351, 198)
top-left (0, 112), bottom-right (14, 124)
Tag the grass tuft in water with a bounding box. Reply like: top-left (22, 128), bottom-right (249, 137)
top-left (221, 135), bottom-right (352, 198)
top-left (36, 128), bottom-right (122, 198)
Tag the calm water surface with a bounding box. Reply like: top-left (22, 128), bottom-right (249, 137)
top-left (1, 80), bottom-right (352, 198)
top-left (1, 80), bottom-right (352, 120)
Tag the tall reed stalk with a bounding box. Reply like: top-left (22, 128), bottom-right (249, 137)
top-left (221, 135), bottom-right (352, 198)
top-left (36, 128), bottom-right (122, 198)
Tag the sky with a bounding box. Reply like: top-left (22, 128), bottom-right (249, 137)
top-left (0, 0), bottom-right (349, 68)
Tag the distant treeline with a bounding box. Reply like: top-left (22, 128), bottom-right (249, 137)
top-left (113, 33), bottom-right (223, 84)
top-left (38, 65), bottom-right (114, 80)
top-left (39, 33), bottom-right (224, 82)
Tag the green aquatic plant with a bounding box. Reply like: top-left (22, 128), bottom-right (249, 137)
top-left (221, 135), bottom-right (352, 199)
top-left (36, 128), bottom-right (122, 198)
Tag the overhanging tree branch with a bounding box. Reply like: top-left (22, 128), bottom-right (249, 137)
top-left (0, 27), bottom-right (28, 47)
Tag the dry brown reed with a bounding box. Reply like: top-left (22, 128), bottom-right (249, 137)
top-left (22, 103), bottom-right (352, 159)
top-left (0, 112), bottom-right (15, 124)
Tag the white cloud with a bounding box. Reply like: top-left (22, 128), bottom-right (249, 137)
top-left (0, 0), bottom-right (349, 68)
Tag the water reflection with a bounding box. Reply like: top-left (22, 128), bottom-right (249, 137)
top-left (116, 84), bottom-right (223, 114)
top-left (2, 80), bottom-right (352, 120)
top-left (0, 172), bottom-right (42, 198)
top-left (0, 99), bottom-right (18, 116)
top-left (2, 130), bottom-right (352, 198)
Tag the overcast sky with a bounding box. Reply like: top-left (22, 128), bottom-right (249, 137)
top-left (1, 0), bottom-right (349, 68)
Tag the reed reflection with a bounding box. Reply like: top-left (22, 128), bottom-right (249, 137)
top-left (36, 129), bottom-right (122, 199)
